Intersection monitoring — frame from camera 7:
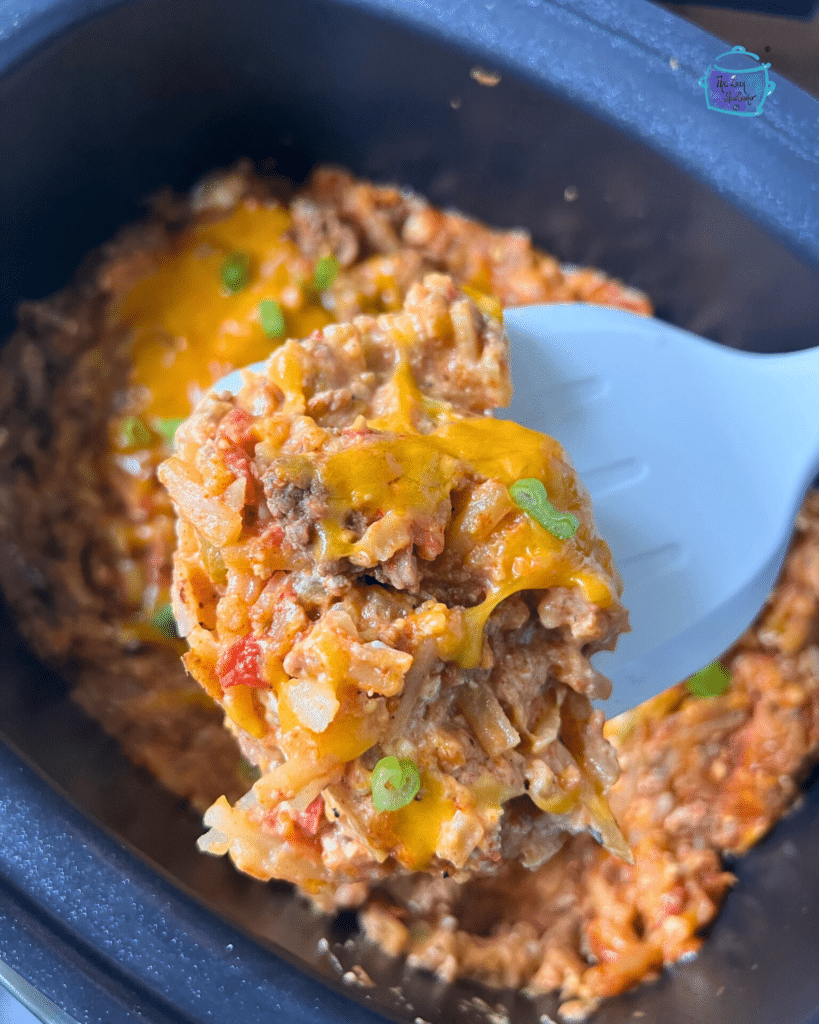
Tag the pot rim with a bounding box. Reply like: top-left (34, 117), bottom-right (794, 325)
top-left (1, 3), bottom-right (819, 1024)
top-left (2, 0), bottom-right (818, 264)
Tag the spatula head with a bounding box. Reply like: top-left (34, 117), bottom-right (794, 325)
top-left (504, 304), bottom-right (795, 715)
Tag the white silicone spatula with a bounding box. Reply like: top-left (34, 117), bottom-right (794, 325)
top-left (215, 304), bottom-right (819, 716)
top-left (504, 305), bottom-right (819, 715)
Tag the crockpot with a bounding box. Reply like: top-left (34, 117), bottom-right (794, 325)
top-left (679, 0), bottom-right (819, 16)
top-left (1, 2), bottom-right (819, 1023)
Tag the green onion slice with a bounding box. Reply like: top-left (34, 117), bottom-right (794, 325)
top-left (687, 661), bottom-right (730, 697)
top-left (313, 254), bottom-right (339, 291)
top-left (118, 415), bottom-right (152, 450)
top-left (509, 478), bottom-right (579, 540)
top-left (151, 603), bottom-right (178, 639)
top-left (154, 416), bottom-right (185, 445)
top-left (221, 252), bottom-right (251, 293)
top-left (259, 299), bottom-right (286, 338)
top-left (371, 755), bottom-right (421, 812)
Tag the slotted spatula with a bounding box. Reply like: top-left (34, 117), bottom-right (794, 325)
top-left (215, 305), bottom-right (819, 716)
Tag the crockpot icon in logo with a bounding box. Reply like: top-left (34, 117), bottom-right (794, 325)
top-left (699, 46), bottom-right (775, 117)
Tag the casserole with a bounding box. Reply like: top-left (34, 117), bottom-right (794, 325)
top-left (1, 1), bottom-right (819, 1023)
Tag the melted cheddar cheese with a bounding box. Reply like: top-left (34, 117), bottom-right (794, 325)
top-left (108, 201), bottom-right (338, 639)
top-left (371, 773), bottom-right (456, 871)
top-left (113, 201), bottom-right (333, 421)
top-left (255, 346), bottom-right (618, 676)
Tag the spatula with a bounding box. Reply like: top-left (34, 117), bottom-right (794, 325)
top-left (505, 304), bottom-right (819, 715)
top-left (215, 304), bottom-right (819, 716)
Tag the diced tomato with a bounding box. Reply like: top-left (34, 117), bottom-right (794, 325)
top-left (260, 524), bottom-right (284, 547)
top-left (294, 795), bottom-right (325, 837)
top-left (594, 283), bottom-right (651, 316)
top-left (223, 444), bottom-right (257, 505)
top-left (656, 886), bottom-right (686, 924)
top-left (621, 294), bottom-right (652, 315)
top-left (218, 408), bottom-right (254, 449)
top-left (412, 523), bottom-right (445, 559)
top-left (217, 635), bottom-right (264, 689)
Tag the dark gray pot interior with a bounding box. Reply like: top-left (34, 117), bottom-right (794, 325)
top-left (1, 2), bottom-right (818, 1023)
